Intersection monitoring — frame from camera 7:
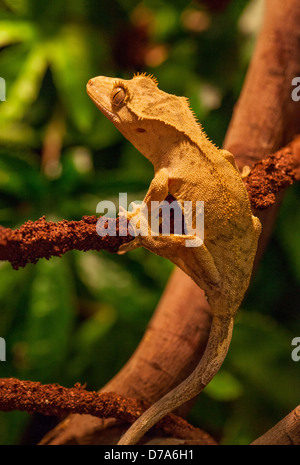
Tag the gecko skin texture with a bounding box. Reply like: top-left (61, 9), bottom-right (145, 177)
top-left (87, 74), bottom-right (261, 445)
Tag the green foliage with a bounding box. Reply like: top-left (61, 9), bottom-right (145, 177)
top-left (0, 0), bottom-right (299, 445)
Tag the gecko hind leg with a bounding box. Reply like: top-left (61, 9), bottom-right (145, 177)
top-left (140, 234), bottom-right (221, 294)
top-left (119, 232), bottom-right (222, 301)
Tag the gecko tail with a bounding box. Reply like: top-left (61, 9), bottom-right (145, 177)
top-left (117, 314), bottom-right (235, 445)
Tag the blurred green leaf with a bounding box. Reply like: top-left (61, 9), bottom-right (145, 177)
top-left (21, 257), bottom-right (75, 382)
top-left (49, 25), bottom-right (95, 132)
top-left (0, 20), bottom-right (35, 47)
top-left (0, 44), bottom-right (47, 121)
top-left (230, 311), bottom-right (300, 409)
top-left (205, 370), bottom-right (243, 402)
top-left (276, 184), bottom-right (300, 284)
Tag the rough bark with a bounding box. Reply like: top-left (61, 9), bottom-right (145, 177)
top-left (0, 378), bottom-right (216, 445)
top-left (251, 406), bottom-right (300, 446)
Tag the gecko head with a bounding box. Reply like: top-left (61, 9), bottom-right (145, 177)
top-left (87, 73), bottom-right (198, 162)
top-left (86, 73), bottom-right (169, 159)
top-left (86, 74), bottom-right (159, 127)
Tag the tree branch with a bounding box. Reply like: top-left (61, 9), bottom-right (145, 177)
top-left (0, 378), bottom-right (216, 445)
top-left (244, 135), bottom-right (300, 210)
top-left (0, 216), bottom-right (132, 270)
top-left (251, 406), bottom-right (300, 445)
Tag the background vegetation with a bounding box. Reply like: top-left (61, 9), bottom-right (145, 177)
top-left (0, 0), bottom-right (299, 445)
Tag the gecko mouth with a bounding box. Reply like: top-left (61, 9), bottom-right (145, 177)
top-left (86, 81), bottom-right (120, 124)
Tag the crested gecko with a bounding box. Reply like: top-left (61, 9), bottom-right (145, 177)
top-left (86, 73), bottom-right (261, 445)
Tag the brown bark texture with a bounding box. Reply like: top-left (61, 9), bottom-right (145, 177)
top-left (251, 406), bottom-right (300, 446)
top-left (39, 0), bottom-right (300, 445)
top-left (0, 378), bottom-right (216, 445)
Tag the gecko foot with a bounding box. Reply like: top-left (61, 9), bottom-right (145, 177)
top-left (118, 202), bottom-right (142, 221)
top-left (117, 236), bottom-right (142, 255)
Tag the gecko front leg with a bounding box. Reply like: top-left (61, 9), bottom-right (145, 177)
top-left (118, 168), bottom-right (169, 254)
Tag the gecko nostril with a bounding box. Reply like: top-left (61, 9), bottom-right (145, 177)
top-left (136, 127), bottom-right (146, 133)
top-left (88, 79), bottom-right (94, 86)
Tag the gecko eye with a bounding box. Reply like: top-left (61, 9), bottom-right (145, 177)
top-left (111, 86), bottom-right (126, 108)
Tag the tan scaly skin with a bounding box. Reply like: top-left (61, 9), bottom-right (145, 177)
top-left (86, 74), bottom-right (261, 445)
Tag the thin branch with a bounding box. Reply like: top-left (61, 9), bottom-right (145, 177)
top-left (0, 137), bottom-right (299, 270)
top-left (251, 406), bottom-right (300, 445)
top-left (0, 378), bottom-right (216, 445)
top-left (0, 216), bottom-right (132, 270)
